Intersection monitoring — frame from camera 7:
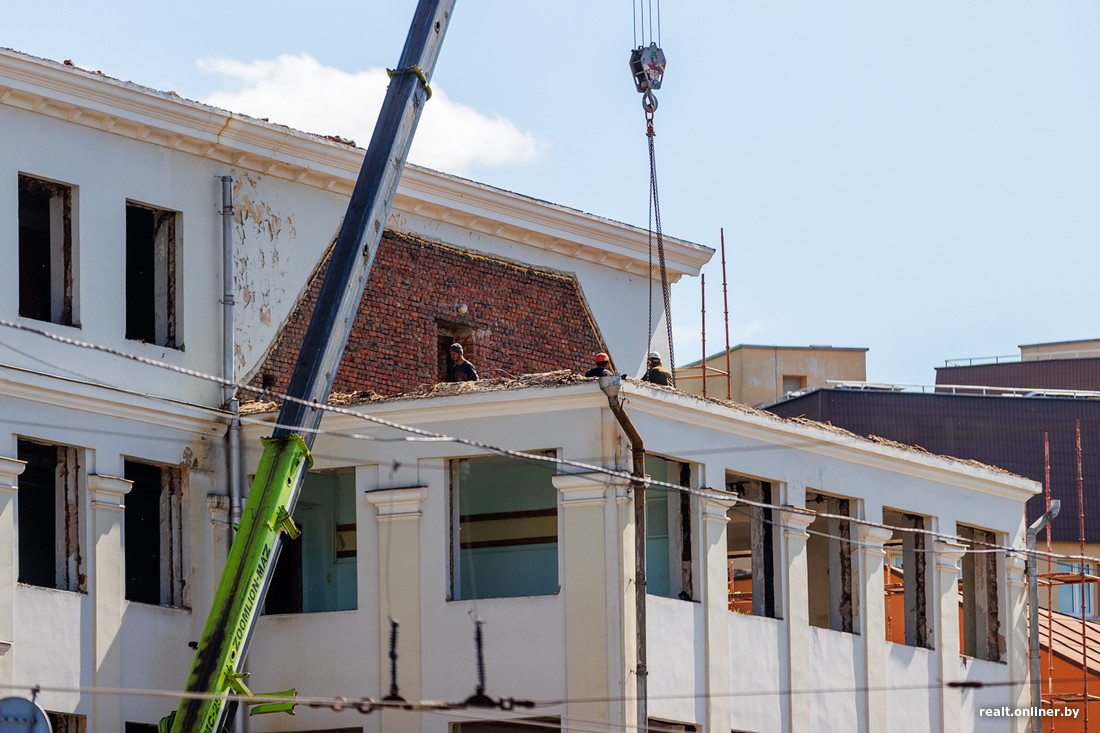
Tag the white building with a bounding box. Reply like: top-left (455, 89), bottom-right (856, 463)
top-left (0, 49), bottom-right (1037, 732)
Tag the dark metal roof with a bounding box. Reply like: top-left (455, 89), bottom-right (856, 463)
top-left (767, 389), bottom-right (1100, 542)
top-left (936, 357), bottom-right (1100, 392)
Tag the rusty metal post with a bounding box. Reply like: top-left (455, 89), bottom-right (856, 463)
top-left (1030, 499), bottom-right (1060, 732)
top-left (1078, 420), bottom-right (1088, 731)
top-left (700, 274), bottom-right (706, 399)
top-left (720, 229), bottom-right (731, 401)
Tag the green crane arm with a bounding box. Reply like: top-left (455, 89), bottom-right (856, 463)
top-left (162, 2), bottom-right (456, 730)
top-left (162, 436), bottom-right (311, 732)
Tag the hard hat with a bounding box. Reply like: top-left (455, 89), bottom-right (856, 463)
top-left (449, 343), bottom-right (464, 353)
top-left (596, 352), bottom-right (610, 364)
top-left (648, 351), bottom-right (661, 361)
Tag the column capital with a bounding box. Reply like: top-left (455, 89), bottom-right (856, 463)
top-left (779, 506), bottom-right (816, 538)
top-left (934, 540), bottom-right (968, 572)
top-left (553, 472), bottom-right (610, 507)
top-left (88, 474), bottom-right (132, 510)
top-left (207, 494), bottom-right (231, 529)
top-left (1005, 553), bottom-right (1027, 588)
top-left (0, 457), bottom-right (26, 492)
top-left (366, 486), bottom-right (427, 521)
top-left (857, 524), bottom-right (895, 557)
top-left (700, 490), bottom-right (736, 522)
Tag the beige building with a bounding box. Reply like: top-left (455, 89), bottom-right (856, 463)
top-left (679, 344), bottom-right (867, 406)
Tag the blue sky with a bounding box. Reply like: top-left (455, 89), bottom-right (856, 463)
top-left (8, 1), bottom-right (1099, 385)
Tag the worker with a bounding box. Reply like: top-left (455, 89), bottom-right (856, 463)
top-left (642, 351), bottom-right (673, 386)
top-left (449, 343), bottom-right (479, 382)
top-left (585, 352), bottom-right (615, 378)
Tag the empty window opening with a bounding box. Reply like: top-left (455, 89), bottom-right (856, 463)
top-left (437, 319), bottom-right (474, 382)
top-left (958, 524), bottom-right (1003, 662)
top-left (48, 712), bottom-right (86, 733)
top-left (806, 491), bottom-right (858, 633)
top-left (781, 375), bottom-right (805, 395)
top-left (125, 201), bottom-right (178, 347)
top-left (450, 453), bottom-right (558, 600)
top-left (124, 460), bottom-right (188, 607)
top-left (124, 724), bottom-right (160, 733)
top-left (17, 438), bottom-right (84, 592)
top-left (452, 717), bottom-right (560, 732)
top-left (18, 174), bottom-right (75, 325)
top-left (645, 456), bottom-right (695, 601)
top-left (726, 473), bottom-right (779, 618)
top-left (266, 470), bottom-right (357, 614)
top-left (882, 510), bottom-right (932, 648)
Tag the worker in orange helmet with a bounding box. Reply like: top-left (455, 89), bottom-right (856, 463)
top-left (585, 352), bottom-right (615, 378)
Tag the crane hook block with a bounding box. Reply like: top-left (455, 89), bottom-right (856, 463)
top-left (629, 42), bottom-right (666, 93)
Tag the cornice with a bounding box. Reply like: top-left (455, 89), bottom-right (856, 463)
top-left (0, 49), bottom-right (712, 279)
top-left (615, 384), bottom-right (1040, 503)
top-left (0, 363), bottom-right (226, 438)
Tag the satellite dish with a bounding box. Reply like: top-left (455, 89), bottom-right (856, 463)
top-left (0, 697), bottom-right (52, 733)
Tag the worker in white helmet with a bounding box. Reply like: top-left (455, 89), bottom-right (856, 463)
top-left (642, 351), bottom-right (673, 386)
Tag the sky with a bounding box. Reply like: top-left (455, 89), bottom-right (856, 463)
top-left (7, 2), bottom-right (1099, 386)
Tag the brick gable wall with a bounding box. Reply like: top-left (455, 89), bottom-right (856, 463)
top-left (246, 232), bottom-right (606, 399)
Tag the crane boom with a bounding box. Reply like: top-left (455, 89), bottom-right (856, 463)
top-left (163, 2), bottom-right (456, 730)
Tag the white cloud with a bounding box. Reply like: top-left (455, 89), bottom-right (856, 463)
top-left (198, 54), bottom-right (542, 173)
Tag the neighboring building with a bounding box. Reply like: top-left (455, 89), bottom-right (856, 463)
top-left (678, 344), bottom-right (867, 406)
top-left (938, 338), bottom-right (1100, 393)
top-left (0, 47), bottom-right (1039, 733)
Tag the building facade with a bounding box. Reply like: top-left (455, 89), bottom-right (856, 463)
top-left (0, 48), bottom-right (1037, 733)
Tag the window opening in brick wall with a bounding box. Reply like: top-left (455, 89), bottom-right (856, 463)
top-left (806, 491), bottom-right (859, 633)
top-left (48, 712), bottom-right (86, 733)
top-left (124, 460), bottom-right (188, 607)
top-left (882, 509), bottom-right (932, 648)
top-left (437, 320), bottom-right (473, 382)
top-left (266, 470), bottom-right (357, 614)
top-left (645, 456), bottom-right (695, 601)
top-left (16, 438), bottom-right (84, 592)
top-left (452, 718), bottom-right (560, 732)
top-left (726, 473), bottom-right (779, 618)
top-left (125, 201), bottom-right (178, 348)
top-left (18, 174), bottom-right (75, 325)
top-left (450, 453), bottom-right (558, 600)
top-left (958, 524), bottom-right (1003, 662)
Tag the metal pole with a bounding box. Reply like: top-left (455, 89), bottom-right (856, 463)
top-left (1078, 420), bottom-right (1088, 731)
top-left (598, 377), bottom-right (647, 733)
top-left (700, 274), bottom-right (706, 399)
top-left (720, 229), bottom-right (731, 401)
top-left (1046, 433), bottom-right (1054, 701)
top-left (1030, 499), bottom-right (1061, 733)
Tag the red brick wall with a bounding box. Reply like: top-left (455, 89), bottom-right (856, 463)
top-left (247, 232), bottom-right (606, 399)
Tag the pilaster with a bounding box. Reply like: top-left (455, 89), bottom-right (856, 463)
top-left (365, 486), bottom-right (427, 733)
top-left (935, 540), bottom-right (968, 733)
top-left (780, 505), bottom-right (816, 733)
top-left (857, 524), bottom-right (894, 733)
top-left (700, 493), bottom-right (736, 733)
top-left (554, 472), bottom-right (614, 731)
top-left (88, 473), bottom-right (132, 733)
top-left (0, 457), bottom-right (27, 688)
top-left (1004, 553), bottom-right (1029, 733)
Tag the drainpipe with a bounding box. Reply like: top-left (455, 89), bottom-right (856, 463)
top-left (1028, 499), bottom-right (1060, 732)
top-left (220, 175), bottom-right (246, 733)
top-left (598, 376), bottom-right (647, 733)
